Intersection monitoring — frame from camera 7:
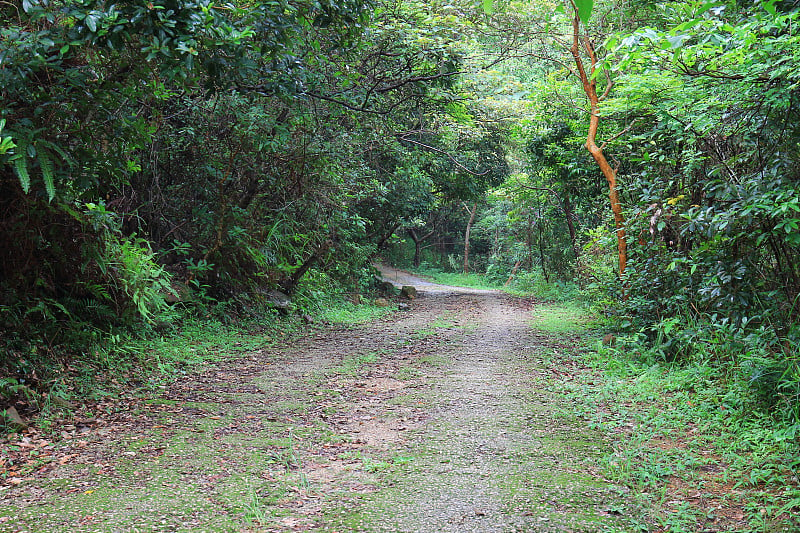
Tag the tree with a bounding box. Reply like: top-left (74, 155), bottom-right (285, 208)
top-left (462, 202), bottom-right (478, 273)
top-left (565, 1), bottom-right (628, 285)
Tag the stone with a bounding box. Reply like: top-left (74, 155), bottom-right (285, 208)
top-left (264, 289), bottom-right (292, 311)
top-left (50, 396), bottom-right (76, 409)
top-left (400, 285), bottom-right (417, 299)
top-left (374, 297), bottom-right (390, 307)
top-left (378, 281), bottom-right (397, 295)
top-left (2, 406), bottom-right (28, 430)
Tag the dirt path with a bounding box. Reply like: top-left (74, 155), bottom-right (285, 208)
top-left (1, 273), bottom-right (642, 532)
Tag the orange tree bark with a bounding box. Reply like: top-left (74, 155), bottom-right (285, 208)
top-left (568, 6), bottom-right (628, 287)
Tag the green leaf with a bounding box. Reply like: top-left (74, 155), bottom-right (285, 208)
top-left (14, 156), bottom-right (31, 194)
top-left (482, 0), bottom-right (494, 15)
top-left (575, 0), bottom-right (594, 24)
top-left (39, 152), bottom-right (56, 202)
top-left (86, 14), bottom-right (98, 32)
top-left (666, 34), bottom-right (689, 49)
top-left (0, 120), bottom-right (15, 155)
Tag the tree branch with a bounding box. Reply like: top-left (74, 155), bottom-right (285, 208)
top-left (395, 135), bottom-right (491, 176)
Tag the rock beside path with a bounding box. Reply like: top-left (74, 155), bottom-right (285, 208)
top-left (401, 285), bottom-right (417, 299)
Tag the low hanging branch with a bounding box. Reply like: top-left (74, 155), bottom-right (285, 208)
top-left (395, 134), bottom-right (491, 176)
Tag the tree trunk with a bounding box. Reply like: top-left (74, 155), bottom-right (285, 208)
top-left (537, 203), bottom-right (549, 283)
top-left (568, 8), bottom-right (628, 293)
top-left (408, 228), bottom-right (434, 268)
top-left (280, 240), bottom-right (332, 295)
top-left (463, 202), bottom-right (477, 274)
top-left (526, 211), bottom-right (534, 270)
top-left (562, 193), bottom-right (580, 262)
top-left (375, 221), bottom-right (400, 250)
top-left (504, 260), bottom-right (521, 286)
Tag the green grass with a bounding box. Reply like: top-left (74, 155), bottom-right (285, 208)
top-left (529, 302), bottom-right (595, 334)
top-left (413, 267), bottom-right (502, 290)
top-left (506, 272), bottom-right (581, 302)
top-left (319, 301), bottom-right (394, 324)
top-left (326, 349), bottom-right (385, 377)
top-left (411, 266), bottom-right (581, 302)
top-left (4, 299), bottom-right (391, 431)
top-left (570, 338), bottom-right (800, 532)
top-left (518, 301), bottom-right (799, 531)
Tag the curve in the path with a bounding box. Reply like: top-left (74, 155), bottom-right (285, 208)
top-left (375, 264), bottom-right (498, 295)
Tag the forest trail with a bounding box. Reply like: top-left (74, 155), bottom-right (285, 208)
top-left (2, 273), bottom-right (642, 532)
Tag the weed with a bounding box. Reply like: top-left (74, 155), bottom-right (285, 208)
top-left (265, 433), bottom-right (301, 470)
top-left (362, 457), bottom-right (392, 473)
top-left (244, 485), bottom-right (268, 525)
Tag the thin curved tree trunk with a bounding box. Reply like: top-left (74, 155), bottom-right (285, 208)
top-left (568, 7), bottom-right (628, 291)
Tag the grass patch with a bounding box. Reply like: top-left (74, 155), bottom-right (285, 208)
top-left (319, 301), bottom-right (394, 324)
top-left (327, 350), bottom-right (385, 377)
top-left (570, 340), bottom-right (800, 532)
top-left (524, 300), bottom-right (800, 530)
top-left (413, 267), bottom-right (501, 290)
top-left (529, 302), bottom-right (595, 334)
top-left (3, 299), bottom-right (388, 432)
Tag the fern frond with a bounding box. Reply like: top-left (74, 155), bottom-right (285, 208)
top-left (38, 151), bottom-right (56, 201)
top-left (13, 156), bottom-right (30, 193)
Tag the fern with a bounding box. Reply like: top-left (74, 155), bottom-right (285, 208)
top-left (38, 151), bottom-right (56, 201)
top-left (13, 155), bottom-right (30, 193)
top-left (0, 119), bottom-right (15, 155)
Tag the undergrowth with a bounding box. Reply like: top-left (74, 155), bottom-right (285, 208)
top-left (1, 282), bottom-right (392, 432)
top-left (568, 313), bottom-right (800, 532)
top-left (506, 271), bottom-right (581, 302)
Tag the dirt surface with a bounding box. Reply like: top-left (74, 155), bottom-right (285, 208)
top-left (0, 269), bottom-right (643, 532)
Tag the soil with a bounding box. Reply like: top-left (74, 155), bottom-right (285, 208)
top-left (0, 267), bottom-right (644, 532)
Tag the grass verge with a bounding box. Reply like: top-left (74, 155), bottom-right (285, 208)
top-left (532, 304), bottom-right (800, 532)
top-left (0, 299), bottom-right (392, 437)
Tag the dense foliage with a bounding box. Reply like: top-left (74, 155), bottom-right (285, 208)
top-left (0, 0), bottom-right (509, 381)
